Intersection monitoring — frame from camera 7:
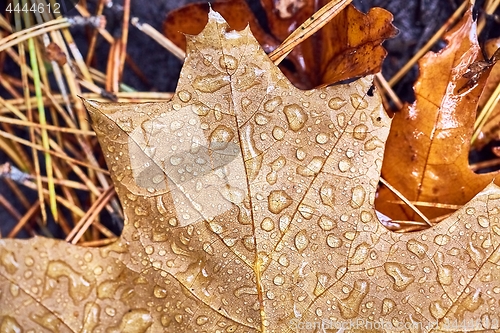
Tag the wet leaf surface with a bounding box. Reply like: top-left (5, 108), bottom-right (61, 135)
top-left (376, 7), bottom-right (500, 222)
top-left (164, 0), bottom-right (397, 88)
top-left (1, 10), bottom-right (500, 333)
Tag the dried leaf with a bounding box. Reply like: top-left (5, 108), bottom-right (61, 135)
top-left (164, 0), bottom-right (397, 88)
top-left (376, 6), bottom-right (499, 222)
top-left (1, 10), bottom-right (500, 332)
top-left (261, 0), bottom-right (398, 86)
top-left (479, 38), bottom-right (500, 107)
top-left (473, 37), bottom-right (500, 150)
top-left (45, 43), bottom-right (67, 66)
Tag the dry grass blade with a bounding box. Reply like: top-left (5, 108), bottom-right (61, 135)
top-left (0, 0), bottom-right (212, 241)
top-left (477, 0), bottom-right (500, 32)
top-left (379, 177), bottom-right (432, 226)
top-left (471, 157), bottom-right (500, 170)
top-left (387, 200), bottom-right (462, 210)
top-left (472, 79), bottom-right (500, 143)
top-left (66, 185), bottom-right (115, 244)
top-left (27, 28), bottom-right (57, 222)
top-left (0, 193), bottom-right (22, 221)
top-left (131, 17), bottom-right (186, 61)
top-left (1, 162), bottom-right (95, 191)
top-left (0, 129), bottom-right (108, 172)
top-left (389, 220), bottom-right (435, 232)
top-left (0, 17), bottom-right (70, 52)
top-left (7, 202), bottom-right (40, 238)
top-left (78, 237), bottom-right (118, 247)
top-left (84, 0), bottom-right (106, 65)
top-left (0, 135), bottom-right (26, 168)
top-left (268, 0), bottom-right (352, 65)
top-left (0, 116), bottom-right (96, 135)
top-left (118, 0), bottom-right (131, 81)
top-left (375, 72), bottom-right (403, 110)
top-left (0, 0), bottom-right (171, 240)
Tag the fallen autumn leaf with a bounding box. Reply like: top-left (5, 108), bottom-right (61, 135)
top-left (0, 8), bottom-right (499, 333)
top-left (376, 5), bottom-right (499, 224)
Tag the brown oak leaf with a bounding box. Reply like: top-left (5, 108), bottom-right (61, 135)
top-left (0, 10), bottom-right (499, 333)
top-left (376, 6), bottom-right (500, 223)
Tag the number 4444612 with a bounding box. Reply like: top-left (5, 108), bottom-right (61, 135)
top-left (5, 2), bottom-right (61, 14)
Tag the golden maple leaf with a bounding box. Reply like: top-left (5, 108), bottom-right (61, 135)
top-left (1, 9), bottom-right (500, 333)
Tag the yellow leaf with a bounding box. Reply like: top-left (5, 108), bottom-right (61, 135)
top-left (1, 9), bottom-right (499, 333)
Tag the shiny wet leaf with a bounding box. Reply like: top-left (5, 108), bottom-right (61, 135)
top-left (376, 6), bottom-right (500, 222)
top-left (0, 9), bottom-right (499, 333)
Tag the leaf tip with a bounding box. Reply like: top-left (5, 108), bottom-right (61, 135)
top-left (208, 7), bottom-right (226, 24)
top-left (81, 98), bottom-right (103, 117)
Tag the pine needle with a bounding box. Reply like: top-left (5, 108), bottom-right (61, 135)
top-left (379, 177), bottom-right (432, 227)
